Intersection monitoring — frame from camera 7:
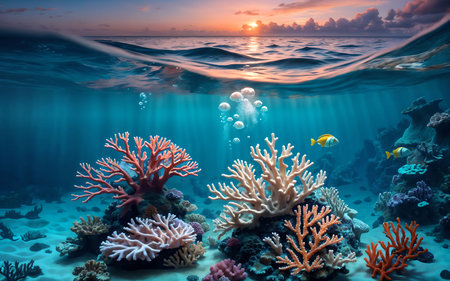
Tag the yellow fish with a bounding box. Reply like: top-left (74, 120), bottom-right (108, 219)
top-left (311, 134), bottom-right (339, 147)
top-left (385, 147), bottom-right (411, 159)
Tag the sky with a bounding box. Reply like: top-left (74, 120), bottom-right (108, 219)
top-left (0, 0), bottom-right (449, 36)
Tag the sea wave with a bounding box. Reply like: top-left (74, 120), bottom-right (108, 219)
top-left (0, 16), bottom-right (448, 95)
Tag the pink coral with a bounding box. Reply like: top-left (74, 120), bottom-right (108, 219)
top-left (427, 112), bottom-right (449, 127)
top-left (202, 259), bottom-right (247, 281)
top-left (72, 132), bottom-right (200, 210)
top-left (99, 213), bottom-right (196, 262)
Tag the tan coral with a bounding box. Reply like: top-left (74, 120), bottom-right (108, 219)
top-left (276, 204), bottom-right (343, 274)
top-left (263, 232), bottom-right (283, 255)
top-left (319, 187), bottom-right (357, 219)
top-left (321, 250), bottom-right (356, 269)
top-left (71, 215), bottom-right (109, 236)
top-left (163, 242), bottom-right (206, 268)
top-left (208, 133), bottom-right (327, 238)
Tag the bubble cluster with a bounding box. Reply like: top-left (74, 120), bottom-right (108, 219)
top-left (138, 92), bottom-right (151, 110)
top-left (218, 87), bottom-right (269, 145)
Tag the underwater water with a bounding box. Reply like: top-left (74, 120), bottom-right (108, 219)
top-left (0, 17), bottom-right (449, 281)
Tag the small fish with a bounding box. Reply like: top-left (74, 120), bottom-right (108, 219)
top-left (417, 201), bottom-right (429, 208)
top-left (385, 147), bottom-right (411, 159)
top-left (311, 134), bottom-right (339, 147)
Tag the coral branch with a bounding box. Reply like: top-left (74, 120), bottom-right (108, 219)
top-left (72, 132), bottom-right (200, 210)
top-left (263, 232), bottom-right (283, 255)
top-left (364, 217), bottom-right (428, 281)
top-left (276, 204), bottom-right (343, 274)
top-left (208, 133), bottom-right (326, 238)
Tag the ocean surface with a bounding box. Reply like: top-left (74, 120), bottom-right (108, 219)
top-left (0, 16), bottom-right (449, 281)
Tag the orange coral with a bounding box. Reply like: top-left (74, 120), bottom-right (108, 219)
top-left (276, 204), bottom-right (343, 274)
top-left (364, 217), bottom-right (428, 281)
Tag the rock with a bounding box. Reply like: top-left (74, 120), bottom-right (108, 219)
top-left (395, 97), bottom-right (442, 147)
top-left (30, 242), bottom-right (50, 252)
top-left (441, 270), bottom-right (450, 280)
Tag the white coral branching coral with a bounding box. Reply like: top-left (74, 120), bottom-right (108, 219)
top-left (208, 133), bottom-right (327, 238)
top-left (100, 214), bottom-right (196, 262)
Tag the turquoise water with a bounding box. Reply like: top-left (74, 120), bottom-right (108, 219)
top-left (0, 17), bottom-right (449, 281)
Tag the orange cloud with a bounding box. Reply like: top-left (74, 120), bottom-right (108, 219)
top-left (139, 5), bottom-right (150, 12)
top-left (235, 10), bottom-right (260, 16)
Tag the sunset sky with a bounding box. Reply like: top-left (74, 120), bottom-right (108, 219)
top-left (0, 0), bottom-right (448, 35)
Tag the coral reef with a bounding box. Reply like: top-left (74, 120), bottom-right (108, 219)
top-left (202, 259), bottom-right (247, 281)
top-left (72, 260), bottom-right (110, 281)
top-left (364, 218), bottom-right (427, 281)
top-left (163, 241), bottom-right (206, 268)
top-left (276, 204), bottom-right (355, 274)
top-left (208, 133), bottom-right (326, 238)
top-left (100, 213), bottom-right (195, 262)
top-left (73, 132), bottom-right (200, 212)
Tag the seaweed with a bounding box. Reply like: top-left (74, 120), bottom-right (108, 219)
top-left (24, 205), bottom-right (43, 219)
top-left (0, 223), bottom-right (18, 241)
top-left (21, 231), bottom-right (46, 242)
top-left (0, 260), bottom-right (42, 281)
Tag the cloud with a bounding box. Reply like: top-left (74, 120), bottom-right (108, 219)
top-left (0, 8), bottom-right (28, 14)
top-left (234, 10), bottom-right (259, 16)
top-left (243, 0), bottom-right (448, 35)
top-left (387, 0), bottom-right (449, 29)
top-left (35, 7), bottom-right (57, 11)
top-left (98, 23), bottom-right (110, 27)
top-left (139, 5), bottom-right (150, 12)
top-left (243, 7), bottom-right (388, 35)
top-left (385, 8), bottom-right (396, 20)
top-left (274, 0), bottom-right (380, 14)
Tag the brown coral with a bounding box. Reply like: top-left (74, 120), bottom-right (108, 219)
top-left (72, 260), bottom-right (110, 281)
top-left (162, 242), bottom-right (206, 268)
top-left (71, 215), bottom-right (109, 236)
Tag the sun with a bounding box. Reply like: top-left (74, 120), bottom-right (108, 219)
top-left (249, 22), bottom-right (258, 28)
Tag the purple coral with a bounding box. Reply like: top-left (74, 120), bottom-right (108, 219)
top-left (427, 112), bottom-right (450, 128)
top-left (387, 193), bottom-right (419, 208)
top-left (391, 174), bottom-right (401, 186)
top-left (189, 222), bottom-right (204, 236)
top-left (166, 188), bottom-right (184, 201)
top-left (226, 237), bottom-right (240, 248)
top-left (407, 180), bottom-right (432, 201)
top-left (202, 259), bottom-right (247, 281)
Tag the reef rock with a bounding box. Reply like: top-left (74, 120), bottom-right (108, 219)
top-left (395, 97), bottom-right (442, 147)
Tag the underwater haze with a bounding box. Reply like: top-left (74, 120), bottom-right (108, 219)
top-left (0, 17), bottom-right (449, 281)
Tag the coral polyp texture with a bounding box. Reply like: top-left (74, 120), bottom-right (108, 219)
top-left (72, 132), bottom-right (200, 210)
top-left (202, 258), bottom-right (247, 281)
top-left (364, 217), bottom-right (427, 281)
top-left (276, 204), bottom-right (355, 274)
top-left (208, 133), bottom-right (327, 238)
top-left (100, 213), bottom-right (196, 262)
